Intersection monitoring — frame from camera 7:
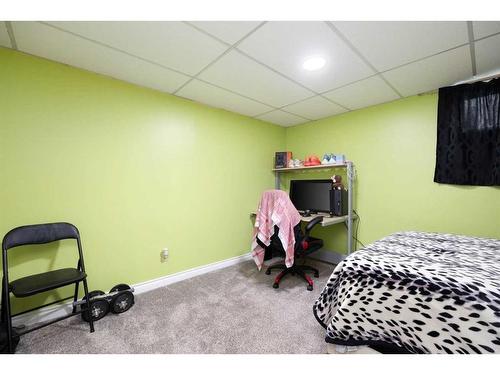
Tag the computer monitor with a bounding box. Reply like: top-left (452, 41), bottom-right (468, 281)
top-left (289, 179), bottom-right (333, 214)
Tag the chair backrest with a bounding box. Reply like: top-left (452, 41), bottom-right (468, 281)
top-left (258, 224), bottom-right (303, 255)
top-left (2, 222), bottom-right (80, 251)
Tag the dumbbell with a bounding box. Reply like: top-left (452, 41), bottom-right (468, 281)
top-left (108, 284), bottom-right (135, 314)
top-left (75, 284), bottom-right (135, 322)
top-left (79, 290), bottom-right (109, 322)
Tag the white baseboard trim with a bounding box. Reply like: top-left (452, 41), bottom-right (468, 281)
top-left (309, 249), bottom-right (346, 265)
top-left (132, 252), bottom-right (252, 294)
top-left (11, 252), bottom-right (253, 328)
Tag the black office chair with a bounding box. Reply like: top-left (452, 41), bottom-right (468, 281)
top-left (1, 222), bottom-right (94, 354)
top-left (257, 216), bottom-right (324, 291)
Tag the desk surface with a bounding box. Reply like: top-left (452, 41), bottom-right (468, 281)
top-left (250, 212), bottom-right (354, 227)
top-left (300, 213), bottom-right (349, 227)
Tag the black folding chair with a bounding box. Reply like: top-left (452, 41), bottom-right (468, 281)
top-left (1, 222), bottom-right (94, 354)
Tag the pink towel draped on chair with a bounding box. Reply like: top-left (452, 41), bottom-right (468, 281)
top-left (251, 189), bottom-right (301, 270)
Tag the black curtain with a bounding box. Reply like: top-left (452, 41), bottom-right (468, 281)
top-left (434, 78), bottom-right (500, 186)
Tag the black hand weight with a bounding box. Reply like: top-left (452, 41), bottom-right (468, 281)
top-left (110, 291), bottom-right (134, 314)
top-left (81, 290), bottom-right (110, 322)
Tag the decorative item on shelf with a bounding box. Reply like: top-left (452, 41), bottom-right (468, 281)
top-left (288, 158), bottom-right (304, 168)
top-left (304, 155), bottom-right (321, 166)
top-left (331, 175), bottom-right (344, 190)
top-left (321, 153), bottom-right (334, 164)
top-left (322, 153), bottom-right (346, 165)
top-left (275, 151), bottom-right (292, 169)
top-left (333, 154), bottom-right (346, 164)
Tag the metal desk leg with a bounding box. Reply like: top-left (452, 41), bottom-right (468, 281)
top-left (347, 162), bottom-right (354, 256)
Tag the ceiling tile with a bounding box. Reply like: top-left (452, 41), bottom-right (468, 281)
top-left (474, 33), bottom-right (500, 75)
top-left (324, 75), bottom-right (400, 110)
top-left (198, 50), bottom-right (312, 108)
top-left (282, 96), bottom-right (346, 120)
top-left (382, 46), bottom-right (472, 97)
top-left (473, 21), bottom-right (500, 40)
top-left (0, 22), bottom-right (11, 48)
top-left (256, 110), bottom-right (306, 127)
top-left (177, 79), bottom-right (273, 117)
top-left (188, 21), bottom-right (262, 45)
top-left (237, 21), bottom-right (373, 93)
top-left (334, 21), bottom-right (469, 72)
top-left (48, 21), bottom-right (227, 75)
top-left (12, 22), bottom-right (190, 93)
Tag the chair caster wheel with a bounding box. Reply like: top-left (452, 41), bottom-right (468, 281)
top-left (265, 269), bottom-right (271, 275)
top-left (273, 283), bottom-right (279, 289)
top-left (307, 285), bottom-right (313, 291)
top-left (314, 273), bottom-right (319, 278)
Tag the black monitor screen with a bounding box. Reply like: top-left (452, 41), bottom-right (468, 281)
top-left (289, 179), bottom-right (332, 213)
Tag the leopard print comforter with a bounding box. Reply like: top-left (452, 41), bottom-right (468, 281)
top-left (313, 231), bottom-right (500, 354)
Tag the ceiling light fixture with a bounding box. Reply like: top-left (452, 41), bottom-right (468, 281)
top-left (302, 56), bottom-right (326, 71)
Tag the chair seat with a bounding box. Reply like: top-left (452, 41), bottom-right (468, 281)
top-left (298, 236), bottom-right (323, 256)
top-left (9, 268), bottom-right (86, 297)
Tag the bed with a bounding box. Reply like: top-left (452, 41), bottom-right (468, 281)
top-left (313, 231), bottom-right (500, 354)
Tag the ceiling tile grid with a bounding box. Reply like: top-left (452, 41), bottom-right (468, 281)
top-left (324, 75), bottom-right (401, 110)
top-left (2, 21), bottom-right (500, 127)
top-left (282, 95), bottom-right (347, 120)
top-left (382, 45), bottom-right (472, 97)
top-left (188, 21), bottom-right (262, 45)
top-left (256, 109), bottom-right (307, 127)
top-left (472, 21), bottom-right (500, 40)
top-left (198, 49), bottom-right (313, 108)
top-left (11, 22), bottom-right (191, 94)
top-left (474, 33), bottom-right (500, 75)
top-left (177, 78), bottom-right (274, 117)
top-left (333, 21), bottom-right (469, 72)
top-left (48, 21), bottom-right (228, 76)
top-left (236, 21), bottom-right (374, 93)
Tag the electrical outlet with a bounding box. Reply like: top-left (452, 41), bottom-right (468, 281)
top-left (160, 248), bottom-right (169, 263)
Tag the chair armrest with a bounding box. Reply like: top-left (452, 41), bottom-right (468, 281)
top-left (303, 216), bottom-right (323, 243)
top-left (305, 216), bottom-right (323, 233)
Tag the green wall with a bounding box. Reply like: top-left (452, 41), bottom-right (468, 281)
top-left (2, 46), bottom-right (499, 314)
top-left (0, 47), bottom-right (285, 313)
top-left (285, 94), bottom-right (500, 253)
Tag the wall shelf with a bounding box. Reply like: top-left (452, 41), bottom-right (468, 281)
top-left (272, 163), bottom-right (348, 172)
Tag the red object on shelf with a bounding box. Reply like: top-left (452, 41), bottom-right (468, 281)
top-left (304, 155), bottom-right (321, 166)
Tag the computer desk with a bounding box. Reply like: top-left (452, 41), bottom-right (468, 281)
top-left (298, 212), bottom-right (351, 226)
top-left (272, 162), bottom-right (356, 256)
top-left (251, 211), bottom-right (354, 226)
top-left (250, 210), bottom-right (358, 261)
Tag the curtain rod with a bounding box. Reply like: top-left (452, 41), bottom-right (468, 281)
top-left (453, 71), bottom-right (500, 85)
top-left (418, 71), bottom-right (500, 96)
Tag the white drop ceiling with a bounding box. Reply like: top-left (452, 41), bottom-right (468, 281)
top-left (1, 21), bottom-right (500, 127)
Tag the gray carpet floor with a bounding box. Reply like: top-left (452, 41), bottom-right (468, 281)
top-left (16, 259), bottom-right (335, 354)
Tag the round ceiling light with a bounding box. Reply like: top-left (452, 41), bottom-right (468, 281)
top-left (302, 56), bottom-right (326, 71)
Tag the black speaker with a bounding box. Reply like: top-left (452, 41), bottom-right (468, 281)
top-left (330, 189), bottom-right (348, 216)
